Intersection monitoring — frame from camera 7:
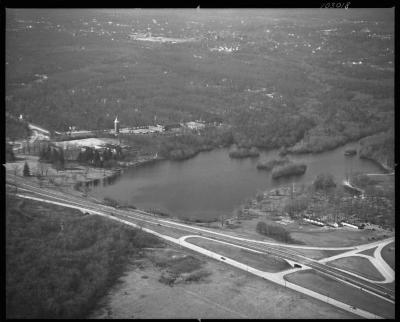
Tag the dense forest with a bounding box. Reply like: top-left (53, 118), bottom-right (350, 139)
top-left (120, 126), bottom-right (234, 161)
top-left (6, 195), bottom-right (162, 318)
top-left (5, 114), bottom-right (31, 140)
top-left (6, 9), bottom-right (394, 163)
top-left (359, 128), bottom-right (395, 171)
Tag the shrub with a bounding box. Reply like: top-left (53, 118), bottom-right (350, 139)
top-left (256, 157), bottom-right (289, 170)
top-left (256, 221), bottom-right (299, 244)
top-left (6, 143), bottom-right (15, 162)
top-left (103, 197), bottom-right (119, 208)
top-left (184, 269), bottom-right (211, 282)
top-left (284, 197), bottom-right (309, 216)
top-left (271, 162), bottom-right (307, 179)
top-left (229, 147), bottom-right (260, 158)
top-left (350, 173), bottom-right (377, 188)
top-left (313, 173), bottom-right (337, 191)
top-left (23, 161), bottom-right (30, 176)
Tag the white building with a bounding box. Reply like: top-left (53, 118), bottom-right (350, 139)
top-left (304, 218), bottom-right (325, 227)
top-left (186, 121), bottom-right (205, 130)
top-left (341, 222), bottom-right (359, 229)
top-left (28, 123), bottom-right (50, 141)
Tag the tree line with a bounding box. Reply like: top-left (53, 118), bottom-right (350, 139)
top-left (77, 146), bottom-right (123, 168)
top-left (256, 221), bottom-right (300, 244)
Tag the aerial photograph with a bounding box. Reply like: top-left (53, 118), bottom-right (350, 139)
top-left (5, 7), bottom-right (395, 319)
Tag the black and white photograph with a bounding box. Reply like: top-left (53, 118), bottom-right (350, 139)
top-left (4, 4), bottom-right (395, 319)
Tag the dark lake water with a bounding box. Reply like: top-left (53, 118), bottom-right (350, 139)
top-left (90, 142), bottom-right (384, 220)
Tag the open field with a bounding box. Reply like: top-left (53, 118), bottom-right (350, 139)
top-left (53, 137), bottom-right (120, 149)
top-left (327, 256), bottom-right (384, 281)
top-left (89, 247), bottom-right (357, 319)
top-left (221, 217), bottom-right (278, 241)
top-left (243, 214), bottom-right (383, 247)
top-left (186, 236), bottom-right (291, 273)
top-left (290, 227), bottom-right (392, 247)
top-left (357, 246), bottom-right (377, 257)
top-left (381, 281), bottom-right (395, 291)
top-left (249, 215), bottom-right (391, 248)
top-left (290, 248), bottom-right (350, 260)
top-left (136, 222), bottom-right (189, 239)
top-left (284, 270), bottom-right (395, 319)
top-left (381, 242), bottom-right (395, 270)
top-left (5, 153), bottom-right (116, 189)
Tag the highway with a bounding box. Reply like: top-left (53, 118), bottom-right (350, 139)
top-left (6, 173), bottom-right (395, 317)
top-left (185, 235), bottom-right (395, 301)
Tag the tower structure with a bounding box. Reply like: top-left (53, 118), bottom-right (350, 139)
top-left (114, 116), bottom-right (120, 135)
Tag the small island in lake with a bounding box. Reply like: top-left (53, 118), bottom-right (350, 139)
top-left (271, 162), bottom-right (307, 179)
top-left (256, 157), bottom-right (290, 171)
top-left (229, 147), bottom-right (260, 159)
top-left (344, 149), bottom-right (357, 156)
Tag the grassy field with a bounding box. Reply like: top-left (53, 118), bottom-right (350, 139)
top-left (357, 246), bottom-right (377, 257)
top-left (90, 247), bottom-right (356, 319)
top-left (381, 242), bottom-right (395, 270)
top-left (284, 270), bottom-right (395, 319)
top-left (327, 256), bottom-right (384, 281)
top-left (381, 281), bottom-right (395, 292)
top-left (138, 222), bottom-right (188, 239)
top-left (146, 248), bottom-right (212, 286)
top-left (186, 237), bottom-right (291, 273)
top-left (6, 194), bottom-right (162, 319)
top-left (290, 227), bottom-right (392, 247)
top-left (291, 248), bottom-right (350, 261)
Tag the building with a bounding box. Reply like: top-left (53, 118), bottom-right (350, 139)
top-left (303, 218), bottom-right (325, 227)
top-left (186, 121), bottom-right (206, 130)
top-left (119, 124), bottom-right (164, 135)
top-left (341, 222), bottom-right (359, 229)
top-left (27, 123), bottom-right (50, 141)
top-left (148, 124), bottom-right (165, 133)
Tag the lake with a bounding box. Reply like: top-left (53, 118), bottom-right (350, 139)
top-left (90, 141), bottom-right (384, 220)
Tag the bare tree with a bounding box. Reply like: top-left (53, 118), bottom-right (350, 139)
top-left (26, 140), bottom-right (31, 155)
top-left (11, 164), bottom-right (20, 176)
top-left (219, 215), bottom-right (225, 227)
top-left (36, 161), bottom-right (49, 177)
top-left (84, 166), bottom-right (90, 179)
top-left (82, 184), bottom-right (89, 198)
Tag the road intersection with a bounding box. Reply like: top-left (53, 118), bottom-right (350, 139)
top-left (6, 173), bottom-right (395, 319)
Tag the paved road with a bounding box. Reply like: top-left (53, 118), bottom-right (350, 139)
top-left (6, 173), bottom-right (395, 318)
top-left (319, 240), bottom-right (395, 284)
top-left (181, 235), bottom-right (395, 303)
top-left (6, 174), bottom-right (394, 298)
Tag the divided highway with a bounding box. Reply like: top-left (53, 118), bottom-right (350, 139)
top-left (6, 173), bottom-right (395, 310)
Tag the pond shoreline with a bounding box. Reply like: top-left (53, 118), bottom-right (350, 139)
top-left (84, 138), bottom-right (386, 222)
top-left (77, 134), bottom-right (391, 192)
